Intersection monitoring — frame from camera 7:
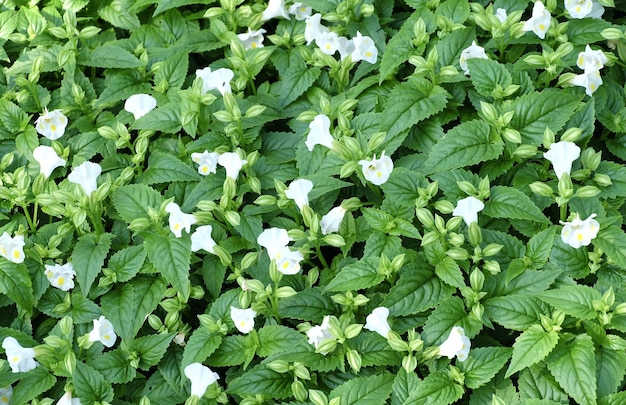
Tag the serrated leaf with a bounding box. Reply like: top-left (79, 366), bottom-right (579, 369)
top-left (137, 152), bottom-right (200, 184)
top-left (391, 369), bottom-right (420, 405)
top-left (403, 370), bottom-right (464, 405)
top-left (518, 364), bottom-right (569, 402)
top-left (459, 347), bottom-right (512, 389)
top-left (144, 234), bottom-right (191, 300)
top-left (364, 233), bottom-right (403, 257)
top-left (435, 256), bottom-right (464, 288)
top-left (130, 333), bottom-right (175, 370)
top-left (380, 168), bottom-right (428, 206)
top-left (436, 0), bottom-right (470, 23)
top-left (549, 236), bottom-right (589, 280)
top-left (546, 335), bottom-right (597, 405)
top-left (495, 268), bottom-right (561, 296)
top-left (467, 58), bottom-right (512, 97)
top-left (506, 324), bottom-right (559, 378)
top-left (74, 362), bottom-right (114, 404)
top-left (383, 271), bottom-right (454, 316)
top-left (91, 349), bottom-right (136, 384)
top-left (423, 120), bottom-right (504, 174)
top-left (154, 52), bottom-right (188, 88)
top-left (422, 297), bottom-right (482, 345)
top-left (182, 328), bottom-right (222, 367)
top-left (131, 103), bottom-right (182, 134)
top-left (594, 226), bottom-right (626, 269)
top-left (80, 45), bottom-right (143, 68)
top-left (330, 373), bottom-right (394, 405)
top-left (257, 325), bottom-right (308, 357)
top-left (324, 257), bottom-right (384, 292)
top-left (483, 186), bottom-right (550, 224)
top-left (107, 245), bottom-right (147, 282)
top-left (353, 333), bottom-right (403, 367)
top-left (209, 335), bottom-right (250, 367)
top-left (227, 365), bottom-right (292, 399)
top-left (596, 347), bottom-right (626, 397)
top-left (278, 288), bottom-right (336, 322)
top-left (71, 233), bottom-right (114, 296)
top-left (112, 184), bottom-right (164, 224)
top-left (96, 70), bottom-right (150, 107)
top-left (537, 285), bottom-right (600, 320)
top-left (0, 260), bottom-right (33, 314)
top-left (278, 51), bottom-right (320, 106)
top-left (0, 99), bottom-right (28, 133)
top-left (526, 227), bottom-right (556, 267)
top-left (379, 11), bottom-right (419, 81)
top-left (11, 367), bottom-right (56, 405)
top-left (484, 295), bottom-right (550, 330)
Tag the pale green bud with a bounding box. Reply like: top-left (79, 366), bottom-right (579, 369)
top-left (346, 349), bottom-right (362, 372)
top-left (529, 181), bottom-right (554, 197)
top-left (309, 390), bottom-right (328, 405)
top-left (402, 354), bottom-right (417, 372)
top-left (434, 200), bottom-right (454, 214)
top-left (594, 173), bottom-right (612, 187)
top-left (267, 360), bottom-right (290, 373)
top-left (324, 234), bottom-right (345, 247)
top-left (502, 128), bottom-right (521, 144)
top-left (601, 28), bottom-right (624, 40)
top-left (344, 324), bottom-right (363, 339)
top-left (575, 185), bottom-right (601, 198)
top-left (513, 144), bottom-right (538, 158)
top-left (561, 127), bottom-right (582, 142)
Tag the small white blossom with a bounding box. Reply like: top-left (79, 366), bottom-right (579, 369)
top-left (57, 391), bottom-right (82, 405)
top-left (439, 326), bottom-right (471, 362)
top-left (33, 145), bottom-right (66, 178)
top-left (452, 196), bottom-right (485, 226)
top-left (543, 141), bottom-right (581, 179)
top-left (289, 2), bottom-right (312, 20)
top-left (191, 225), bottom-right (216, 254)
top-left (576, 45), bottom-right (608, 71)
top-left (495, 8), bottom-right (508, 23)
top-left (217, 152), bottom-right (247, 180)
top-left (195, 67), bottom-right (234, 96)
top-left (560, 213), bottom-right (600, 248)
top-left (337, 36), bottom-right (355, 60)
top-left (588, 1), bottom-right (605, 18)
top-left (571, 69), bottom-right (603, 96)
top-left (306, 114), bottom-right (334, 151)
top-left (274, 246), bottom-right (305, 275)
top-left (237, 28), bottom-right (267, 49)
top-left (0, 386), bottom-right (12, 405)
top-left (2, 337), bottom-right (37, 373)
top-left (124, 94), bottom-right (157, 119)
top-left (522, 1), bottom-right (551, 39)
top-left (230, 306), bottom-right (257, 333)
top-left (191, 150), bottom-right (219, 176)
top-left (257, 227), bottom-right (291, 259)
top-left (358, 151), bottom-right (394, 185)
top-left (307, 315), bottom-right (334, 354)
top-left (564, 0), bottom-right (593, 18)
top-left (35, 108), bottom-right (68, 140)
top-left (88, 316), bottom-right (117, 348)
top-left (44, 263), bottom-right (76, 291)
top-left (261, 0), bottom-right (290, 20)
top-left (0, 232), bottom-right (25, 264)
top-left (364, 307), bottom-right (391, 338)
top-left (285, 179), bottom-right (313, 210)
top-left (304, 13), bottom-right (328, 45)
top-left (165, 202), bottom-right (197, 238)
top-left (459, 41), bottom-right (488, 75)
top-left (351, 31), bottom-right (378, 64)
top-left (68, 161), bottom-right (101, 196)
top-left (184, 362), bottom-right (219, 398)
top-left (316, 31), bottom-right (339, 55)
top-left (320, 206), bottom-right (347, 235)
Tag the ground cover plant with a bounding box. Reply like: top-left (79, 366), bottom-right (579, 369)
top-left (1, 0), bottom-right (626, 403)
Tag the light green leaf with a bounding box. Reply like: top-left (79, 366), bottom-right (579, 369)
top-left (278, 51), bottom-right (321, 106)
top-left (422, 297), bottom-right (482, 346)
top-left (227, 365), bottom-right (292, 399)
top-left (484, 295), bottom-right (550, 331)
top-left (74, 361), bottom-right (114, 405)
top-left (436, 0), bottom-right (470, 23)
top-left (435, 256), bottom-right (464, 288)
top-left (95, 70), bottom-right (150, 107)
top-left (98, 0), bottom-right (141, 30)
top-left (459, 347), bottom-right (512, 389)
top-left (391, 368), bottom-right (420, 405)
top-left (382, 271), bottom-right (454, 316)
top-left (144, 233), bottom-right (191, 300)
top-left (537, 285), bottom-right (600, 320)
top-left (594, 226), bottom-right (626, 269)
top-left (324, 257), bottom-right (384, 292)
top-left (546, 334), bottom-right (597, 405)
top-left (11, 367), bottom-right (55, 405)
top-left (278, 288), bottom-right (336, 322)
top-left (154, 52), bottom-right (189, 89)
top-left (330, 373), bottom-right (394, 405)
top-left (596, 161), bottom-right (626, 199)
top-left (153, 0), bottom-right (216, 15)
top-left (257, 325), bottom-right (308, 357)
top-left (423, 120), bottom-right (504, 174)
top-left (466, 58), bottom-right (513, 97)
top-left (403, 370), bottom-right (464, 405)
top-left (107, 245), bottom-right (147, 282)
top-left (209, 335), bottom-right (250, 367)
top-left (0, 260), bottom-right (33, 314)
top-left (137, 151), bottom-right (200, 184)
top-left (483, 186), bottom-right (550, 224)
top-left (112, 184), bottom-right (164, 224)
top-left (131, 103), bottom-right (183, 134)
top-left (71, 233), bottom-right (114, 296)
top-left (596, 347), bottom-right (626, 397)
top-left (0, 99), bottom-right (28, 133)
top-left (506, 324), bottom-right (559, 378)
top-left (182, 328), bottom-right (222, 367)
top-left (599, 392), bottom-right (626, 405)
top-left (91, 349), bottom-right (136, 384)
top-left (129, 333), bottom-right (175, 370)
top-left (79, 45), bottom-right (143, 68)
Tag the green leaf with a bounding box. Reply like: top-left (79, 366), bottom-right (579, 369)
top-left (0, 99), bottom-right (28, 133)
top-left (364, 233), bottom-right (403, 257)
top-left (382, 271), bottom-right (454, 316)
top-left (423, 120), bottom-right (504, 174)
top-left (112, 184), bottom-right (164, 224)
top-left (436, 0), bottom-right (470, 23)
top-left (235, 205), bottom-right (263, 245)
top-left (594, 226), bottom-right (626, 269)
top-left (257, 325), bottom-right (308, 357)
top-left (209, 335), bottom-right (250, 367)
top-left (91, 349), bottom-right (136, 384)
top-left (537, 285), bottom-right (600, 320)
top-left (79, 45), bottom-right (143, 68)
top-left (0, 260), bottom-right (33, 314)
top-left (278, 288), bottom-right (336, 322)
top-left (546, 334), bottom-right (597, 405)
top-left (74, 362), bottom-right (114, 405)
top-left (182, 328), bottom-right (222, 367)
top-left (227, 365), bottom-right (292, 399)
top-left (483, 186), bottom-right (550, 224)
top-left (278, 51), bottom-right (321, 106)
top-left (325, 257), bottom-right (384, 292)
top-left (353, 333), bottom-right (403, 367)
top-left (11, 367), bottom-right (55, 405)
top-left (549, 236), bottom-right (589, 279)
top-left (144, 233), bottom-right (191, 300)
top-left (137, 152), bottom-right (200, 184)
top-left (380, 168), bottom-right (428, 206)
top-left (95, 70), bottom-right (150, 107)
top-left (518, 364), bottom-right (569, 402)
top-left (458, 347), bottom-right (512, 389)
top-left (422, 297), bottom-right (482, 346)
top-left (98, 0), bottom-right (141, 29)
top-left (600, 392), bottom-right (626, 405)
top-left (391, 368), bottom-right (420, 405)
top-left (330, 373), bottom-right (394, 405)
top-left (403, 370), bottom-right (464, 405)
top-left (154, 51), bottom-right (188, 88)
top-left (131, 103), bottom-right (183, 134)
top-left (484, 295), bottom-right (550, 330)
top-left (506, 324), bottom-right (559, 378)
top-left (596, 347), bottom-right (626, 397)
top-left (71, 233), bottom-right (114, 296)
top-left (526, 226), bottom-right (555, 267)
top-left (379, 11), bottom-right (421, 81)
top-left (596, 161), bottom-right (626, 199)
top-left (566, 18), bottom-right (611, 45)
top-left (507, 89), bottom-right (582, 145)
top-left (466, 58), bottom-right (512, 97)
top-left (107, 245), bottom-right (147, 282)
top-left (436, 27), bottom-right (475, 69)
top-left (435, 256), bottom-right (464, 288)
top-left (130, 333), bottom-right (175, 370)
top-left (153, 0), bottom-right (215, 15)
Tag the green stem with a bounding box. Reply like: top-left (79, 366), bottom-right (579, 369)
top-left (21, 205), bottom-right (36, 231)
top-left (269, 293), bottom-right (282, 323)
top-left (315, 241), bottom-right (330, 270)
top-left (560, 202), bottom-right (568, 222)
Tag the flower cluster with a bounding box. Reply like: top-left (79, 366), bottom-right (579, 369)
top-left (191, 150), bottom-right (247, 180)
top-left (257, 227), bottom-right (304, 275)
top-left (571, 45), bottom-right (608, 96)
top-left (305, 14), bottom-right (378, 63)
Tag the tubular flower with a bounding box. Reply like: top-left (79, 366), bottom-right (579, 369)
top-left (237, 28), bottom-right (266, 49)
top-left (364, 307), bottom-right (392, 338)
top-left (495, 8), bottom-right (507, 23)
top-left (2, 337), bottom-right (37, 373)
top-left (67, 161), bottom-right (101, 196)
top-left (44, 263), bottom-right (76, 291)
top-left (33, 145), bottom-right (66, 178)
top-left (124, 94), bottom-right (157, 119)
top-left (261, 0), bottom-right (289, 20)
top-left (543, 141), bottom-right (581, 179)
top-left (459, 41), bottom-right (488, 75)
top-left (57, 391), bottom-right (82, 405)
top-left (337, 36), bottom-right (355, 60)
top-left (289, 2), bottom-right (312, 20)
top-left (257, 227), bottom-right (291, 259)
top-left (564, 0), bottom-right (593, 18)
top-left (452, 196), bottom-right (485, 226)
top-left (195, 67), bottom-right (234, 96)
top-left (351, 31), bottom-right (378, 64)
top-left (320, 206), bottom-right (347, 235)
top-left (359, 151), bottom-right (394, 185)
top-left (316, 31), bottom-right (340, 55)
top-left (560, 213), bottom-right (600, 248)
top-left (571, 69), bottom-right (603, 96)
top-left (273, 246), bottom-right (305, 275)
top-left (306, 114), bottom-right (334, 151)
top-left (0, 386), bottom-right (12, 405)
top-left (88, 316), bottom-right (117, 348)
top-left (230, 306), bottom-right (257, 333)
top-left (438, 326), bottom-right (471, 362)
top-left (217, 152), bottom-right (247, 180)
top-left (35, 108), bottom-right (68, 140)
top-left (576, 45), bottom-right (608, 71)
top-left (307, 315), bottom-right (334, 354)
top-left (522, 0), bottom-right (550, 39)
top-left (165, 202), bottom-right (197, 238)
top-left (184, 362), bottom-right (219, 398)
top-left (304, 13), bottom-right (328, 45)
top-left (190, 225), bottom-right (216, 254)
top-left (0, 232), bottom-right (25, 264)
top-left (191, 150), bottom-right (219, 176)
top-left (285, 179), bottom-right (314, 210)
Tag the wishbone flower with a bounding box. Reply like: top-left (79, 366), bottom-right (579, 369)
top-left (0, 232), bottom-right (25, 264)
top-left (337, 36), bottom-right (355, 61)
top-left (165, 202), bottom-right (197, 238)
top-left (257, 227), bottom-right (291, 259)
top-left (358, 152), bottom-right (394, 185)
top-left (261, 0), bottom-right (290, 20)
top-left (306, 114), bottom-right (334, 151)
top-left (306, 315), bottom-right (334, 354)
top-left (57, 391), bottom-right (82, 405)
top-left (33, 145), bottom-right (66, 178)
top-left (364, 307), bottom-right (392, 338)
top-left (237, 28), bottom-right (267, 49)
top-left (452, 196), bottom-right (485, 226)
top-left (459, 41), bottom-right (488, 75)
top-left (191, 150), bottom-right (219, 176)
top-left (522, 0), bottom-right (550, 39)
top-left (288, 2), bottom-right (312, 20)
top-left (0, 386), bottom-right (12, 405)
top-left (320, 206), bottom-right (347, 235)
top-left (274, 246), bottom-right (305, 275)
top-left (35, 108), bottom-right (68, 140)
top-left (576, 45), bottom-right (608, 71)
top-left (351, 31), bottom-right (378, 64)
top-left (67, 161), bottom-right (101, 196)
top-left (438, 326), bottom-right (471, 362)
top-left (543, 141), bottom-right (581, 179)
top-left (44, 263), bottom-right (76, 291)
top-left (124, 94), bottom-right (157, 119)
top-left (316, 31), bottom-right (340, 55)
top-left (230, 306), bottom-right (257, 333)
top-left (285, 179), bottom-right (313, 210)
top-left (2, 337), bottom-right (37, 373)
top-left (190, 225), bottom-right (216, 254)
top-left (560, 213), bottom-right (600, 248)
top-left (195, 67), bottom-right (234, 96)
top-left (564, 0), bottom-right (593, 19)
top-left (217, 152), bottom-right (247, 180)
top-left (184, 362), bottom-right (220, 398)
top-left (88, 315), bottom-right (117, 348)
top-left (304, 13), bottom-right (328, 45)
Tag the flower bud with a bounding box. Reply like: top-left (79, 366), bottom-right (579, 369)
top-left (402, 354), bottom-right (417, 372)
top-left (346, 349), bottom-right (362, 372)
top-left (323, 234), bottom-right (346, 247)
top-left (513, 144), bottom-right (538, 159)
top-left (561, 127), bottom-right (582, 142)
top-left (529, 181), bottom-right (554, 197)
top-left (601, 28), bottom-right (623, 40)
top-left (309, 389), bottom-right (328, 405)
top-left (575, 185), bottom-right (601, 198)
top-left (502, 128), bottom-right (521, 144)
top-left (267, 360), bottom-right (290, 373)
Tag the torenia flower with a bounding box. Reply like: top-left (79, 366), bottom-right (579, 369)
top-left (359, 151), bottom-right (394, 185)
top-left (261, 0), bottom-right (289, 20)
top-left (306, 114), bottom-right (334, 151)
top-left (320, 206), bottom-right (347, 235)
top-left (588, 1), bottom-right (605, 18)
top-left (33, 145), bottom-right (66, 178)
top-left (124, 94), bottom-right (157, 119)
top-left (165, 202), bottom-right (197, 238)
top-left (257, 227), bottom-right (291, 259)
top-left (274, 246), bottom-right (305, 275)
top-left (307, 316), bottom-right (334, 354)
top-left (495, 8), bottom-right (507, 23)
top-left (289, 2), bottom-right (312, 20)
top-left (230, 306), bottom-right (257, 333)
top-left (68, 161), bottom-right (101, 196)
top-left (237, 28), bottom-right (266, 49)
top-left (184, 362), bottom-right (219, 398)
top-left (3, 337), bottom-right (37, 372)
top-left (452, 196), bottom-right (485, 226)
top-left (191, 150), bottom-right (219, 176)
top-left (564, 0), bottom-right (593, 18)
top-left (316, 31), bottom-right (340, 55)
top-left (285, 179), bottom-right (313, 210)
top-left (191, 225), bottom-right (216, 254)
top-left (44, 263), bottom-right (76, 291)
top-left (0, 386), bottom-right (12, 404)
top-left (195, 67), bottom-right (234, 96)
top-left (571, 69), bottom-right (603, 96)
top-left (88, 316), bottom-right (117, 348)
top-left (0, 232), bottom-right (25, 264)
top-left (459, 41), bottom-right (488, 75)
top-left (522, 1), bottom-right (551, 39)
top-left (543, 141), bottom-right (581, 179)
top-left (337, 36), bottom-right (355, 60)
top-left (351, 31), bottom-right (378, 64)
top-left (438, 326), bottom-right (471, 362)
top-left (304, 13), bottom-right (328, 45)
top-left (35, 108), bottom-right (68, 140)
top-left (57, 391), bottom-right (82, 405)
top-left (217, 152), bottom-right (247, 180)
top-left (577, 45), bottom-right (608, 71)
top-left (560, 213), bottom-right (600, 248)
top-left (364, 307), bottom-right (391, 338)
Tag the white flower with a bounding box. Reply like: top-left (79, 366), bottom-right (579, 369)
top-left (2, 337), bottom-right (36, 373)
top-left (317, 31), bottom-right (340, 55)
top-left (0, 232), bottom-right (25, 264)
top-left (165, 202), bottom-right (197, 238)
top-left (438, 326), bottom-right (471, 362)
top-left (571, 69), bottom-right (603, 96)
top-left (495, 8), bottom-right (507, 23)
top-left (274, 246), bottom-right (305, 275)
top-left (257, 227), bottom-right (291, 259)
top-left (88, 315), bottom-right (117, 348)
top-left (304, 13), bottom-right (328, 45)
top-left (124, 94), bottom-right (157, 119)
top-left (459, 40), bottom-right (488, 75)
top-left (217, 152), bottom-right (247, 180)
top-left (289, 2), bottom-right (312, 20)
top-left (230, 306), bottom-right (257, 333)
top-left (364, 307), bottom-right (391, 338)
top-left (588, 1), bottom-right (604, 18)
top-left (564, 0), bottom-right (593, 18)
top-left (452, 196), bottom-right (485, 226)
top-left (191, 225), bottom-right (216, 254)
top-left (68, 161), bottom-right (101, 196)
top-left (320, 206), bottom-right (346, 235)
top-left (261, 0), bottom-right (290, 20)
top-left (191, 150), bottom-right (219, 176)
top-left (307, 315), bottom-right (334, 354)
top-left (522, 1), bottom-right (551, 39)
top-left (560, 213), bottom-right (600, 248)
top-left (351, 31), bottom-right (378, 64)
top-left (237, 28), bottom-right (266, 49)
top-left (44, 263), bottom-right (76, 291)
top-left (35, 108), bottom-right (68, 140)
top-left (576, 45), bottom-right (608, 71)
top-left (57, 391), bottom-right (82, 405)
top-left (0, 386), bottom-right (12, 405)
top-left (337, 36), bottom-right (355, 60)
top-left (184, 362), bottom-right (219, 398)
top-left (195, 67), bottom-right (234, 96)
top-left (285, 179), bottom-right (313, 210)
top-left (358, 151), bottom-right (394, 185)
top-left (543, 141), bottom-right (581, 179)
top-left (33, 145), bottom-right (66, 178)
top-left (306, 114), bottom-right (334, 151)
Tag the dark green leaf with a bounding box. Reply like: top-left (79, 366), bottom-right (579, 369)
top-left (91, 349), bottom-right (137, 384)
top-left (80, 45), bottom-right (143, 68)
top-left (107, 245), bottom-right (147, 282)
top-left (506, 325), bottom-right (559, 378)
top-left (137, 152), bottom-right (199, 184)
top-left (483, 186), bottom-right (550, 224)
top-left (459, 347), bottom-right (512, 389)
top-left (74, 362), bottom-right (114, 405)
top-left (279, 288), bottom-right (336, 323)
top-left (227, 365), bottom-right (292, 399)
top-left (130, 333), bottom-right (175, 370)
top-left (144, 233), bottom-right (191, 300)
top-left (0, 260), bottom-right (33, 314)
top-left (467, 58), bottom-right (512, 97)
top-left (257, 325), bottom-right (308, 357)
top-left (71, 233), bottom-right (114, 296)
top-left (324, 257), bottom-right (384, 292)
top-left (484, 295), bottom-right (550, 330)
top-left (383, 272), bottom-right (454, 316)
top-left (182, 328), bottom-right (222, 367)
top-left (112, 184), bottom-right (164, 224)
top-left (11, 367), bottom-right (55, 405)
top-left (403, 370), bottom-right (464, 405)
top-left (330, 373), bottom-right (394, 405)
top-left (537, 285), bottom-right (600, 320)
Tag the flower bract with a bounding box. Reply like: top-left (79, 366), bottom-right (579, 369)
top-left (543, 141), bottom-right (581, 179)
top-left (285, 179), bottom-right (313, 210)
top-left (35, 108), bottom-right (68, 140)
top-left (459, 41), bottom-right (488, 75)
top-left (364, 307), bottom-right (391, 338)
top-left (2, 337), bottom-right (37, 373)
top-left (33, 145), bottom-right (66, 178)
top-left (44, 262), bottom-right (76, 291)
top-left (191, 225), bottom-right (217, 254)
top-left (306, 114), bottom-right (334, 151)
top-left (0, 232), bottom-right (25, 264)
top-left (184, 362), bottom-right (220, 398)
top-left (195, 67), bottom-right (234, 95)
top-left (320, 206), bottom-right (347, 235)
top-left (522, 1), bottom-right (551, 39)
top-left (191, 150), bottom-right (219, 176)
top-left (438, 326), bottom-right (471, 362)
top-left (88, 315), bottom-right (117, 348)
top-left (165, 202), bottom-right (197, 238)
top-left (230, 306), bottom-right (257, 333)
top-left (124, 94), bottom-right (157, 119)
top-left (560, 213), bottom-right (600, 248)
top-left (67, 161), bottom-right (101, 196)
top-left (358, 152), bottom-right (393, 185)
